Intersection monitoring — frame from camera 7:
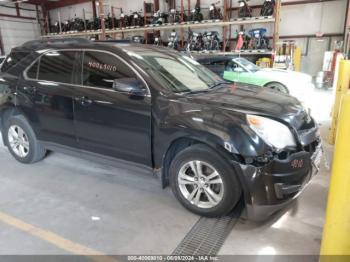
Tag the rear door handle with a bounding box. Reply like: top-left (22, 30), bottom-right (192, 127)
top-left (76, 96), bottom-right (92, 106)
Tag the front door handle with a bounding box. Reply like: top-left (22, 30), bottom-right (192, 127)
top-left (76, 96), bottom-right (92, 106)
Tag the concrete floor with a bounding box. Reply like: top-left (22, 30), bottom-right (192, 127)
top-left (0, 88), bottom-right (333, 256)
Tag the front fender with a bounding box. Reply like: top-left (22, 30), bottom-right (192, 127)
top-left (153, 106), bottom-right (270, 168)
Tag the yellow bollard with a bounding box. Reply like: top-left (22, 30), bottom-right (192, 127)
top-left (328, 59), bottom-right (350, 145)
top-left (320, 91), bottom-right (350, 257)
top-left (293, 47), bottom-right (301, 72)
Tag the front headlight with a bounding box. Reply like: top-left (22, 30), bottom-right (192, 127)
top-left (247, 115), bottom-right (296, 150)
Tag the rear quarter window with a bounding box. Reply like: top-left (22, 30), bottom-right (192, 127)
top-left (1, 51), bottom-right (30, 72)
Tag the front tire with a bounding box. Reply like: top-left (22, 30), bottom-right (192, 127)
top-left (3, 115), bottom-right (46, 164)
top-left (170, 144), bottom-right (241, 217)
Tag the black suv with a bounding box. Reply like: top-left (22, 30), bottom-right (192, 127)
top-left (0, 39), bottom-right (322, 220)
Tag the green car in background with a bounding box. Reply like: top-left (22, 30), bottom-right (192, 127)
top-left (196, 56), bottom-right (315, 107)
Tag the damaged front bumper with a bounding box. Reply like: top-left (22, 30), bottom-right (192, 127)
top-left (235, 142), bottom-right (323, 221)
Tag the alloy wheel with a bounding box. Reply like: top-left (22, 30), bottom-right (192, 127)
top-left (7, 125), bottom-right (30, 158)
top-left (178, 161), bottom-right (224, 209)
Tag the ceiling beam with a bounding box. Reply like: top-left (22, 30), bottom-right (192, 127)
top-left (46, 0), bottom-right (92, 10)
top-left (24, 0), bottom-right (93, 10)
top-left (0, 13), bottom-right (36, 20)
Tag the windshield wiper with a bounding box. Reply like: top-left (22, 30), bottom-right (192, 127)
top-left (180, 82), bottom-right (228, 95)
top-left (181, 89), bottom-right (211, 95)
top-left (208, 81), bottom-right (228, 90)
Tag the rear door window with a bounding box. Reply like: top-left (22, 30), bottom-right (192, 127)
top-left (38, 51), bottom-right (77, 84)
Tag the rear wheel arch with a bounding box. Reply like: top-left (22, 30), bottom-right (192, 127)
top-left (2, 113), bottom-right (46, 163)
top-left (1, 106), bottom-right (27, 129)
top-left (1, 107), bottom-right (34, 145)
top-left (1, 106), bottom-right (18, 128)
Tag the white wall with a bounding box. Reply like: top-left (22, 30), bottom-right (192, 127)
top-left (49, 2), bottom-right (95, 23)
top-left (279, 1), bottom-right (347, 75)
top-left (280, 1), bottom-right (347, 36)
top-left (0, 3), bottom-right (41, 54)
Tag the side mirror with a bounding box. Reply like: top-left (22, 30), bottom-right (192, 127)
top-left (113, 78), bottom-right (147, 96)
top-left (233, 67), bottom-right (244, 73)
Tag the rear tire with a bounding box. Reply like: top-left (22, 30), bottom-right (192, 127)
top-left (170, 144), bottom-right (241, 217)
top-left (3, 115), bottom-right (46, 164)
top-left (265, 82), bottom-right (289, 94)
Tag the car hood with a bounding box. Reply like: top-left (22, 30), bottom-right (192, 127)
top-left (184, 83), bottom-right (311, 130)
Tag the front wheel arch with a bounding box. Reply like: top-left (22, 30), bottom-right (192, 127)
top-left (169, 143), bottom-right (242, 217)
top-left (161, 136), bottom-right (243, 189)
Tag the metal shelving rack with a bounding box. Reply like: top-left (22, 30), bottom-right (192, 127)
top-left (43, 17), bottom-right (275, 36)
top-left (42, 0), bottom-right (281, 56)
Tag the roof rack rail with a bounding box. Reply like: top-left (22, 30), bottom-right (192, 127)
top-left (21, 38), bottom-right (91, 48)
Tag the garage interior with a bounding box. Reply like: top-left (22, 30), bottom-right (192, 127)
top-left (0, 0), bottom-right (349, 260)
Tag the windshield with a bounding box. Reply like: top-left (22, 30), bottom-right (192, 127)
top-left (233, 57), bottom-right (260, 72)
top-left (125, 50), bottom-right (224, 93)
